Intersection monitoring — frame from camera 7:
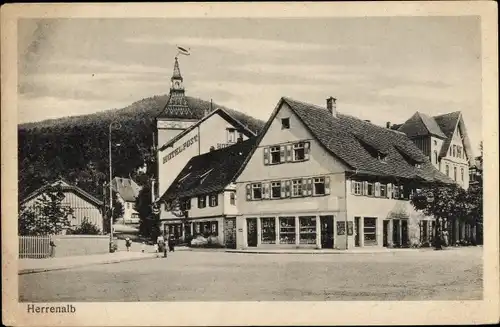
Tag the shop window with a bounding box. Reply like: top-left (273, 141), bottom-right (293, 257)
top-left (313, 177), bottom-right (325, 195)
top-left (281, 118), bottom-right (290, 129)
top-left (366, 182), bottom-right (374, 196)
top-left (198, 195), bottom-right (206, 208)
top-left (293, 142), bottom-right (305, 161)
top-left (194, 222), bottom-right (201, 235)
top-left (380, 184), bottom-right (387, 197)
top-left (291, 179), bottom-right (302, 197)
top-left (261, 217), bottom-right (276, 244)
top-left (279, 217), bottom-right (296, 244)
top-left (252, 183), bottom-right (262, 200)
top-left (211, 221), bottom-right (218, 236)
top-left (230, 192), bottom-right (236, 205)
top-left (363, 217), bottom-right (377, 245)
top-left (270, 146), bottom-right (281, 164)
top-left (299, 216), bottom-right (317, 244)
top-left (209, 194), bottom-right (218, 207)
top-left (271, 181), bottom-right (281, 199)
top-left (352, 181), bottom-right (362, 195)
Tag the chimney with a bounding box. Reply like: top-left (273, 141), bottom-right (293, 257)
top-left (386, 121), bottom-right (391, 129)
top-left (326, 97), bottom-right (337, 117)
top-left (209, 146), bottom-right (215, 152)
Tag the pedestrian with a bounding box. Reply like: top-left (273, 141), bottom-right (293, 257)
top-left (168, 234), bottom-right (176, 252)
top-left (154, 242), bottom-right (158, 253)
top-left (163, 238), bottom-right (168, 258)
top-left (443, 230), bottom-right (449, 248)
top-left (125, 238), bottom-right (132, 252)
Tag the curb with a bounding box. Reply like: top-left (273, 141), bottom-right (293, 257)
top-left (19, 254), bottom-right (158, 275)
top-left (224, 248), bottom-right (456, 255)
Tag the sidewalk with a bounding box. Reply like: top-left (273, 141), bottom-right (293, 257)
top-left (19, 251), bottom-right (157, 275)
top-left (224, 246), bottom-right (478, 255)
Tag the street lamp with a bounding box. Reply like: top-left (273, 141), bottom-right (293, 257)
top-left (109, 121), bottom-right (121, 249)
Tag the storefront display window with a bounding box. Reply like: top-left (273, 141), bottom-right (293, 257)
top-left (364, 217), bottom-right (377, 245)
top-left (261, 217), bottom-right (276, 244)
top-left (279, 217), bottom-right (296, 244)
top-left (299, 216), bottom-right (316, 244)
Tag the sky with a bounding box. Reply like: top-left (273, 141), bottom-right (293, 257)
top-left (18, 17), bottom-right (482, 153)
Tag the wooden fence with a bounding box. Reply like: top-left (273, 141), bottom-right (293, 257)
top-left (19, 235), bottom-right (52, 259)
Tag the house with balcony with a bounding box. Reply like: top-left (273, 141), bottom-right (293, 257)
top-left (157, 137), bottom-right (257, 248)
top-left (233, 97), bottom-right (454, 250)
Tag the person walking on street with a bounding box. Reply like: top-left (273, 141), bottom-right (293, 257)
top-left (168, 234), bottom-right (176, 252)
top-left (125, 238), bottom-right (132, 252)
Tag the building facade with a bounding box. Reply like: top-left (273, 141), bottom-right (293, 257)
top-left (20, 180), bottom-right (104, 234)
top-left (111, 177), bottom-right (141, 224)
top-left (233, 97), bottom-right (454, 250)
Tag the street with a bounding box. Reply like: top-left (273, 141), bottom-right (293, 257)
top-left (19, 247), bottom-right (483, 302)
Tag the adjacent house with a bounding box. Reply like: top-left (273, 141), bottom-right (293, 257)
top-left (111, 177), bottom-right (141, 224)
top-left (157, 137), bottom-right (257, 248)
top-left (233, 97), bottom-right (454, 250)
top-left (20, 180), bottom-right (104, 234)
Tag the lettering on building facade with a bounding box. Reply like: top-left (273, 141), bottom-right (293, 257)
top-left (162, 135), bottom-right (199, 164)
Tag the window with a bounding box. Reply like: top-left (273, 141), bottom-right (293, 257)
top-left (181, 198), bottom-right (191, 211)
top-left (270, 146), bottom-right (281, 164)
top-left (461, 168), bottom-right (464, 181)
top-left (352, 181), bottom-right (362, 195)
top-left (230, 192), bottom-right (236, 205)
top-left (452, 145), bottom-right (456, 157)
top-left (292, 179), bottom-right (302, 197)
top-left (445, 165), bottom-right (450, 176)
top-left (293, 142), bottom-right (305, 161)
top-left (279, 217), bottom-right (296, 244)
top-left (434, 140), bottom-right (437, 146)
top-left (210, 221), bottom-right (218, 236)
top-left (127, 203), bottom-right (130, 209)
top-left (380, 184), bottom-right (387, 197)
top-left (131, 213), bottom-right (139, 219)
top-left (457, 146), bottom-right (462, 158)
top-left (209, 194), bottom-right (218, 207)
top-left (363, 217), bottom-right (377, 245)
top-left (393, 185), bottom-right (401, 199)
top-left (281, 118), bottom-right (290, 129)
top-left (415, 163), bottom-right (421, 168)
top-left (313, 177), bottom-right (325, 195)
top-left (227, 128), bottom-right (236, 143)
top-left (271, 181), bottom-right (281, 199)
top-left (194, 223), bottom-right (201, 235)
top-left (366, 182), bottom-right (374, 196)
top-left (433, 150), bottom-right (438, 164)
top-left (299, 216), bottom-right (317, 244)
top-left (261, 217), bottom-right (276, 244)
top-left (197, 195), bottom-right (206, 208)
top-left (252, 183), bottom-right (262, 200)
top-left (454, 167), bottom-right (457, 181)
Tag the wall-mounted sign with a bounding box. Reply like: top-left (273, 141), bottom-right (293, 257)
top-left (157, 120), bottom-right (195, 130)
top-left (238, 228), bottom-right (243, 232)
top-left (162, 135), bottom-right (198, 164)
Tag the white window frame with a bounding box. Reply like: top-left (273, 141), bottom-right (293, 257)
top-left (313, 177), bottom-right (325, 196)
top-left (292, 142), bottom-right (306, 161)
top-left (198, 195), bottom-right (206, 208)
top-left (230, 192), bottom-right (236, 205)
top-left (270, 181), bottom-right (282, 199)
top-left (380, 184), bottom-right (387, 197)
top-left (227, 128), bottom-right (236, 143)
top-left (291, 179), bottom-right (302, 197)
top-left (270, 146), bottom-right (281, 164)
top-left (252, 183), bottom-right (262, 200)
top-left (209, 194), bottom-right (218, 207)
top-left (353, 181), bottom-right (362, 195)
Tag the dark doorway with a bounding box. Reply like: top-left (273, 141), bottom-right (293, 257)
top-left (383, 220), bottom-right (389, 247)
top-left (393, 219), bottom-right (401, 247)
top-left (320, 215), bottom-right (334, 248)
top-left (401, 220), bottom-right (409, 247)
top-left (247, 218), bottom-right (258, 247)
top-left (354, 217), bottom-right (360, 247)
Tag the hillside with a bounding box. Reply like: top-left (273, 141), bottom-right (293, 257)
top-left (18, 95), bottom-right (265, 200)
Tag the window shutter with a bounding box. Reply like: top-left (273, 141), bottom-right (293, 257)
top-left (246, 184), bottom-right (251, 201)
top-left (263, 183), bottom-right (270, 199)
top-left (307, 178), bottom-right (313, 196)
top-left (286, 144), bottom-right (292, 162)
top-left (400, 185), bottom-right (404, 199)
top-left (302, 179), bottom-right (308, 196)
top-left (363, 181), bottom-right (368, 195)
top-left (280, 145), bottom-right (286, 163)
top-left (375, 182), bottom-right (380, 197)
top-left (304, 142), bottom-right (310, 160)
top-left (351, 180), bottom-right (355, 194)
top-left (285, 180), bottom-right (291, 197)
top-left (325, 176), bottom-right (331, 195)
top-left (281, 182), bottom-right (286, 198)
top-left (263, 147), bottom-right (270, 165)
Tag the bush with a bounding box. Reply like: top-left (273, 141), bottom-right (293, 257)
top-left (71, 218), bottom-right (101, 235)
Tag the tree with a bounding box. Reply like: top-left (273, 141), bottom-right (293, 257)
top-left (103, 191), bottom-right (124, 233)
top-left (136, 184), bottom-right (160, 241)
top-left (71, 217), bottom-right (101, 235)
top-left (18, 184), bottom-right (73, 235)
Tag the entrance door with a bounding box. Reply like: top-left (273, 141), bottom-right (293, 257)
top-left (401, 220), bottom-right (409, 247)
top-left (383, 220), bottom-right (389, 247)
top-left (320, 215), bottom-right (334, 248)
top-left (354, 217), bottom-right (360, 247)
top-left (393, 219), bottom-right (401, 247)
top-left (247, 218), bottom-right (258, 247)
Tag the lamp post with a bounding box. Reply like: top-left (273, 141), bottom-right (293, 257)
top-left (109, 121), bottom-right (121, 248)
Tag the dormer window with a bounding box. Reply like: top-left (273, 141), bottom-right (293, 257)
top-left (199, 169), bottom-right (214, 184)
top-left (227, 128), bottom-right (237, 143)
top-left (354, 134), bottom-right (388, 161)
top-left (281, 118), bottom-right (290, 129)
top-left (415, 163), bottom-right (421, 169)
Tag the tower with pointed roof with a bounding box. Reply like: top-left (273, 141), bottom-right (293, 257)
top-left (155, 57), bottom-right (199, 151)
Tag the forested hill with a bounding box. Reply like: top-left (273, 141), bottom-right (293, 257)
top-left (18, 95), bottom-right (265, 201)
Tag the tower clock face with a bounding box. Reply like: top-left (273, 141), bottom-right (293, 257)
top-left (174, 81), bottom-right (180, 89)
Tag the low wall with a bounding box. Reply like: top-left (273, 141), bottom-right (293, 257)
top-left (51, 235), bottom-right (110, 257)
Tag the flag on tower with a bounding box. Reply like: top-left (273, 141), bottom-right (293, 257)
top-left (177, 46), bottom-right (190, 56)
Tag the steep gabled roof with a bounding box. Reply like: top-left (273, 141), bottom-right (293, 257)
top-left (21, 179), bottom-right (103, 207)
top-left (158, 108), bottom-right (257, 152)
top-left (237, 97), bottom-right (453, 184)
top-left (397, 112), bottom-right (446, 139)
top-left (159, 137), bottom-right (258, 201)
top-left (433, 111), bottom-right (473, 160)
top-left (111, 177), bottom-right (141, 202)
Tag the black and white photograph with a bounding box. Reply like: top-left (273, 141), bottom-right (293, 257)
top-left (2, 2), bottom-right (498, 326)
